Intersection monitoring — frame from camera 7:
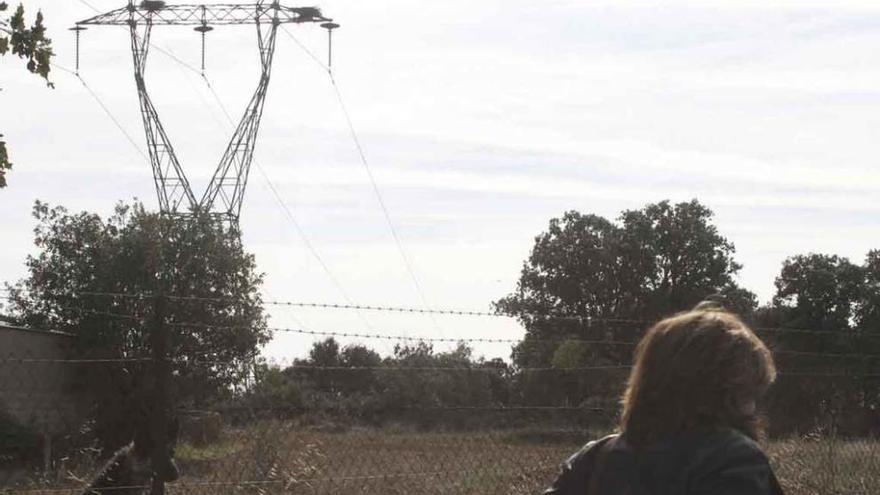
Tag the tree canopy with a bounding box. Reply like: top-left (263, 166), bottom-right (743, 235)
top-left (757, 251), bottom-right (880, 435)
top-left (0, 2), bottom-right (53, 187)
top-left (495, 199), bottom-right (754, 369)
top-left (4, 200), bottom-right (270, 450)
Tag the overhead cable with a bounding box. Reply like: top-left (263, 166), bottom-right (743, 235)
top-left (278, 26), bottom-right (441, 333)
top-left (197, 71), bottom-right (375, 331)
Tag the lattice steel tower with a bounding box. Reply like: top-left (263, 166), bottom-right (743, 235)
top-left (77, 1), bottom-right (333, 223)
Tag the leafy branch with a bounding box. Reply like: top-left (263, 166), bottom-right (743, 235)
top-left (1, 2), bottom-right (54, 188)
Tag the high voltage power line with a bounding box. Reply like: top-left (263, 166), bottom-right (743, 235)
top-left (196, 65), bottom-right (377, 333)
top-left (328, 70), bottom-right (442, 334)
top-left (275, 25), bottom-right (443, 335)
top-left (66, 0), bottom-right (376, 332)
top-left (50, 61), bottom-right (149, 164)
top-left (62, 4), bottom-right (440, 335)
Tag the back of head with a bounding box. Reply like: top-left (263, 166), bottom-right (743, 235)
top-left (619, 302), bottom-right (776, 446)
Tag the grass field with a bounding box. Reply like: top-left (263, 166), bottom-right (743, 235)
top-left (167, 421), bottom-right (880, 495)
top-left (4, 422), bottom-right (879, 494)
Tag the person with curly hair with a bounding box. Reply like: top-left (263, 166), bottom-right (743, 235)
top-left (543, 301), bottom-right (784, 494)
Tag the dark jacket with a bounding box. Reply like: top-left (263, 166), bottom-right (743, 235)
top-left (543, 429), bottom-right (784, 495)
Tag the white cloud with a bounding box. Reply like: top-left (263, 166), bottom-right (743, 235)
top-left (2, 0), bottom-right (878, 360)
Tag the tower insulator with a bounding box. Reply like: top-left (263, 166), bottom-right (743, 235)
top-left (69, 25), bottom-right (88, 75)
top-left (194, 24), bottom-right (214, 74)
top-left (320, 22), bottom-right (340, 69)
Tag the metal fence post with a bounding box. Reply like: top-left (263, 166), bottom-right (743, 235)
top-left (150, 292), bottom-right (170, 495)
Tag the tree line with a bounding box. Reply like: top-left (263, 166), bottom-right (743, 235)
top-left (244, 200), bottom-right (880, 436)
top-left (3, 198), bottom-right (880, 451)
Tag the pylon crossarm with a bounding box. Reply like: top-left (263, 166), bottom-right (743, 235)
top-left (77, 3), bottom-right (329, 27)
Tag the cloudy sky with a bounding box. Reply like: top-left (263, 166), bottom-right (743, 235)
top-left (3, 0), bottom-right (880, 362)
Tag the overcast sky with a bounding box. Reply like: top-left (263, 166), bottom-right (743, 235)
top-left (3, 0), bottom-right (880, 362)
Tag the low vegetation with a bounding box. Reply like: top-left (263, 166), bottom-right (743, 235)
top-left (5, 421), bottom-right (878, 495)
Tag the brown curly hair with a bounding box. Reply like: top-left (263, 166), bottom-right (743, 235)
top-left (619, 303), bottom-right (776, 446)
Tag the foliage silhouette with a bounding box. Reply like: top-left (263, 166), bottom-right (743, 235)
top-left (4, 200), bottom-right (269, 452)
top-left (0, 2), bottom-right (53, 187)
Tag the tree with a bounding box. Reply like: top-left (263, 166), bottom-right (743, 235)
top-left (249, 363), bottom-right (306, 414)
top-left (338, 343), bottom-right (382, 393)
top-left (500, 211), bottom-right (622, 323)
top-left (772, 254), bottom-right (864, 337)
top-left (856, 250), bottom-right (880, 335)
top-left (496, 200), bottom-right (752, 406)
top-left (617, 200), bottom-right (745, 316)
top-left (855, 250), bottom-right (880, 431)
top-left (1, 2), bottom-right (53, 187)
top-left (498, 200), bottom-right (751, 366)
top-left (759, 252), bottom-right (880, 436)
top-left (4, 200), bottom-right (270, 451)
top-left (291, 338), bottom-right (383, 395)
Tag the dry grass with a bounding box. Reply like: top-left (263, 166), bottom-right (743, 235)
top-left (165, 422), bottom-right (880, 495)
top-left (767, 436), bottom-right (880, 495)
top-left (169, 422), bottom-right (581, 495)
top-left (4, 423), bottom-right (879, 494)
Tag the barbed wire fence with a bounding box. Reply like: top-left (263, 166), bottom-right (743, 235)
top-left (2, 291), bottom-right (880, 494)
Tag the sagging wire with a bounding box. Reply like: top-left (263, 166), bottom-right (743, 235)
top-left (280, 24), bottom-right (444, 336)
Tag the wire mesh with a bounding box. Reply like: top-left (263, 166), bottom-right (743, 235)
top-left (2, 308), bottom-right (880, 495)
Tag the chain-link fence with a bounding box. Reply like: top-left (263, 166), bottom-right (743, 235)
top-left (2, 299), bottom-right (880, 495)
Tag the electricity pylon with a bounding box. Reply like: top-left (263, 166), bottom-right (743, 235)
top-left (77, 1), bottom-right (333, 223)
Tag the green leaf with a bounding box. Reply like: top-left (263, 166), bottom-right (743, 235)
top-left (10, 4), bottom-right (23, 31)
top-left (0, 136), bottom-right (9, 189)
top-left (0, 3), bottom-right (54, 187)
